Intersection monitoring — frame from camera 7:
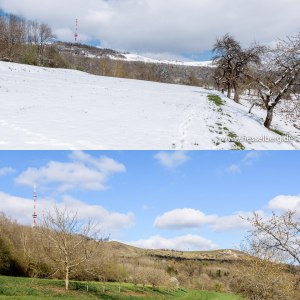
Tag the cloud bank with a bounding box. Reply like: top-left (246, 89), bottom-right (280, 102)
top-left (0, 0), bottom-right (299, 58)
top-left (125, 234), bottom-right (219, 251)
top-left (268, 194), bottom-right (300, 213)
top-left (153, 208), bottom-right (268, 232)
top-left (0, 192), bottom-right (134, 230)
top-left (14, 151), bottom-right (126, 193)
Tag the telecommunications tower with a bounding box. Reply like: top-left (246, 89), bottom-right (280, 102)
top-left (75, 19), bottom-right (78, 45)
top-left (33, 183), bottom-right (37, 227)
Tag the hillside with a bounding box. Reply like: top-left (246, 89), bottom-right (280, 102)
top-left (57, 42), bottom-right (213, 67)
top-left (1, 61), bottom-right (299, 150)
top-left (109, 241), bottom-right (242, 261)
top-left (116, 53), bottom-right (213, 67)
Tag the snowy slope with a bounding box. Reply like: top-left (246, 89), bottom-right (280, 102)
top-left (116, 54), bottom-right (213, 67)
top-left (0, 62), bottom-right (299, 150)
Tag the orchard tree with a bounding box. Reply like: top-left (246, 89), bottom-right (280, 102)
top-left (146, 266), bottom-right (166, 291)
top-left (245, 210), bottom-right (300, 264)
top-left (250, 33), bottom-right (300, 128)
top-left (212, 33), bottom-right (262, 103)
top-left (38, 206), bottom-right (105, 291)
top-left (114, 265), bottom-right (127, 292)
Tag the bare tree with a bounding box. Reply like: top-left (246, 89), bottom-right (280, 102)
top-left (245, 210), bottom-right (300, 264)
top-left (146, 266), bottom-right (165, 291)
top-left (114, 264), bottom-right (127, 292)
top-left (212, 33), bottom-right (262, 103)
top-left (250, 33), bottom-right (300, 128)
top-left (126, 264), bottom-right (142, 292)
top-left (38, 22), bottom-right (56, 55)
top-left (27, 21), bottom-right (40, 45)
top-left (139, 266), bottom-right (148, 292)
top-left (0, 14), bottom-right (26, 60)
top-left (38, 206), bottom-right (105, 291)
top-left (212, 67), bottom-right (224, 92)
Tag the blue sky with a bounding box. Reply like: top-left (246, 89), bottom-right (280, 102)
top-left (1, 0), bottom-right (299, 62)
top-left (1, 150), bottom-right (299, 251)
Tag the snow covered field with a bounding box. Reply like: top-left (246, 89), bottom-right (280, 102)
top-left (112, 53), bottom-right (213, 67)
top-left (0, 62), bottom-right (299, 150)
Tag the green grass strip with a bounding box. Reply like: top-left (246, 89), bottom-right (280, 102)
top-left (207, 95), bottom-right (225, 107)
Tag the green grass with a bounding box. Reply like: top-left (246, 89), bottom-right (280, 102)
top-left (227, 133), bottom-right (245, 150)
top-left (271, 129), bottom-right (286, 136)
top-left (207, 95), bottom-right (225, 107)
top-left (0, 276), bottom-right (243, 300)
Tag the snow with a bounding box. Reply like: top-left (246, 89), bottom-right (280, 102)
top-left (111, 53), bottom-right (213, 67)
top-left (0, 61), bottom-right (299, 150)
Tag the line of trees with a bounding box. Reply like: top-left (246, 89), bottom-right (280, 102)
top-left (212, 32), bottom-right (300, 129)
top-left (0, 13), bottom-right (56, 61)
top-left (0, 207), bottom-right (234, 294)
top-left (0, 13), bottom-right (72, 68)
top-left (60, 51), bottom-right (214, 85)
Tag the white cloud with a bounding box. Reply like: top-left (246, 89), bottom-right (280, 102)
top-left (0, 167), bottom-right (16, 176)
top-left (209, 211), bottom-right (267, 232)
top-left (154, 151), bottom-right (190, 169)
top-left (243, 151), bottom-right (261, 166)
top-left (1, 0), bottom-right (298, 57)
top-left (0, 192), bottom-right (135, 230)
top-left (226, 164), bottom-right (241, 174)
top-left (153, 208), bottom-right (269, 232)
top-left (154, 208), bottom-right (217, 230)
top-left (223, 151), bottom-right (260, 175)
top-left (143, 205), bottom-right (155, 210)
top-left (14, 151), bottom-right (126, 193)
top-left (125, 234), bottom-right (219, 251)
top-left (268, 194), bottom-right (300, 213)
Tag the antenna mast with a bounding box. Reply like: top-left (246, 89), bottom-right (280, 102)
top-left (33, 183), bottom-right (37, 227)
top-left (75, 19), bottom-right (78, 45)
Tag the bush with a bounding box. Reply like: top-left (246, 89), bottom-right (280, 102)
top-left (19, 44), bottom-right (38, 66)
top-left (0, 234), bottom-right (14, 273)
top-left (76, 65), bottom-right (85, 72)
top-left (212, 282), bottom-right (223, 293)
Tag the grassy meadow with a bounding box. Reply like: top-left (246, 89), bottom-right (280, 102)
top-left (0, 276), bottom-right (243, 300)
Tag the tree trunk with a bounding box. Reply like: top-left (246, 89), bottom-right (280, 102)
top-left (249, 103), bottom-right (255, 114)
top-left (143, 283), bottom-right (145, 291)
top-left (119, 283), bottom-right (120, 292)
top-left (134, 284), bottom-right (136, 293)
top-left (233, 83), bottom-right (239, 103)
top-left (264, 105), bottom-right (275, 128)
top-left (227, 86), bottom-right (231, 99)
top-left (65, 269), bottom-right (69, 291)
top-left (152, 284), bottom-right (154, 291)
